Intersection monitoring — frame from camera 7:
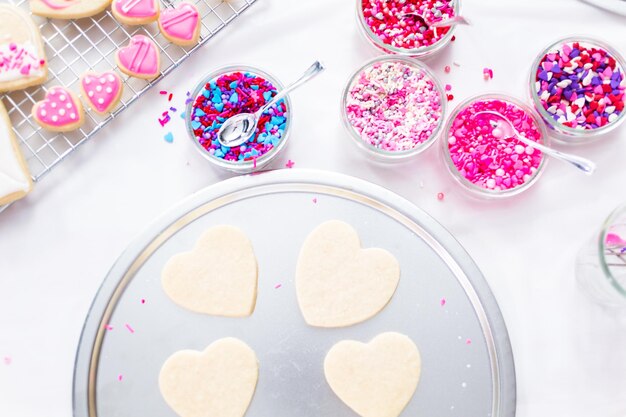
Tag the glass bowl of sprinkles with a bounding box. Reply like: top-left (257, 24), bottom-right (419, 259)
top-left (357, 0), bottom-right (459, 58)
top-left (529, 36), bottom-right (626, 142)
top-left (442, 94), bottom-right (549, 199)
top-left (186, 65), bottom-right (291, 173)
top-left (341, 56), bottom-right (446, 162)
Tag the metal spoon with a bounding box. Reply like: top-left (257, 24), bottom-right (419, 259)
top-left (217, 61), bottom-right (325, 148)
top-left (400, 13), bottom-right (471, 28)
top-left (473, 111), bottom-right (596, 175)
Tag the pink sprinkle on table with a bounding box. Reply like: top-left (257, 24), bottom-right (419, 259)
top-left (466, 338), bottom-right (472, 345)
top-left (312, 197), bottom-right (318, 204)
top-left (118, 374), bottom-right (123, 381)
top-left (140, 298), bottom-right (146, 304)
top-left (3, 356), bottom-right (12, 365)
top-left (274, 283), bottom-right (282, 289)
top-left (483, 68), bottom-right (493, 80)
top-left (105, 324), bottom-right (114, 331)
top-left (285, 160), bottom-right (295, 168)
top-left (444, 65), bottom-right (451, 73)
top-left (437, 192), bottom-right (445, 201)
top-left (345, 59), bottom-right (443, 153)
top-left (125, 324), bottom-right (135, 334)
top-left (440, 297), bottom-right (446, 306)
top-left (446, 97), bottom-right (544, 193)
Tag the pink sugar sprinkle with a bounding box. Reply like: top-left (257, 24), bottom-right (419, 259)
top-left (125, 324), bottom-right (135, 334)
top-left (140, 299), bottom-right (146, 304)
top-left (274, 283), bottom-right (282, 289)
top-left (105, 324), bottom-right (114, 331)
top-left (466, 339), bottom-right (472, 345)
top-left (445, 84), bottom-right (452, 91)
top-left (446, 98), bottom-right (544, 192)
top-left (3, 357), bottom-right (12, 365)
top-left (483, 68), bottom-right (493, 80)
top-left (440, 298), bottom-right (446, 306)
top-left (444, 65), bottom-right (451, 73)
top-left (159, 91), bottom-right (167, 95)
top-left (118, 374), bottom-right (123, 381)
top-left (286, 159), bottom-right (295, 169)
top-left (312, 197), bottom-right (318, 204)
top-left (437, 192), bottom-right (445, 201)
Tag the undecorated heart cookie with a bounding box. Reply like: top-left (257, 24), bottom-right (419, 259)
top-left (158, 2), bottom-right (200, 47)
top-left (324, 332), bottom-right (422, 417)
top-left (296, 220), bottom-right (400, 327)
top-left (159, 338), bottom-right (259, 417)
top-left (30, 0), bottom-right (112, 19)
top-left (0, 4), bottom-right (48, 93)
top-left (161, 225), bottom-right (258, 317)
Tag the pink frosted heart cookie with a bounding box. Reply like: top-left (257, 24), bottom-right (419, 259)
top-left (80, 71), bottom-right (123, 115)
top-left (111, 0), bottom-right (160, 25)
top-left (32, 86), bottom-right (84, 132)
top-left (30, 0), bottom-right (112, 19)
top-left (158, 2), bottom-right (200, 47)
top-left (116, 35), bottom-right (160, 80)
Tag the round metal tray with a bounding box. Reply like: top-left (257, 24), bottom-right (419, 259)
top-left (73, 169), bottom-right (516, 417)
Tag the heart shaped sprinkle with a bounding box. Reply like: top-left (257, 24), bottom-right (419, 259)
top-left (159, 338), bottom-right (259, 417)
top-left (116, 34), bottom-right (159, 79)
top-left (296, 220), bottom-right (400, 327)
top-left (325, 332), bottom-right (422, 417)
top-left (80, 71), bottom-right (122, 114)
top-left (161, 225), bottom-right (258, 317)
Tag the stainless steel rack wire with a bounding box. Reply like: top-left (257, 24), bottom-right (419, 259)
top-left (1, 0), bottom-right (257, 211)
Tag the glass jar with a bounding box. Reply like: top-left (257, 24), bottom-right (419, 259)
top-left (442, 93), bottom-right (549, 199)
top-left (356, 0), bottom-right (460, 58)
top-left (185, 65), bottom-right (292, 174)
top-left (528, 36), bottom-right (626, 143)
top-left (576, 203), bottom-right (626, 309)
top-left (341, 55), bottom-right (446, 162)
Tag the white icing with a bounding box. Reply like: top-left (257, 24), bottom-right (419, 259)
top-left (0, 41), bottom-right (44, 83)
top-left (0, 113), bottom-right (30, 198)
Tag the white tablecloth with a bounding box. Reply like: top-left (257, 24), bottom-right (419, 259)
top-left (2, 0), bottom-right (626, 415)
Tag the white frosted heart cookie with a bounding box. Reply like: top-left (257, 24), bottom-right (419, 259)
top-left (30, 0), bottom-right (112, 19)
top-left (161, 225), bottom-right (258, 317)
top-left (324, 332), bottom-right (422, 417)
top-left (0, 100), bottom-right (32, 206)
top-left (159, 338), bottom-right (259, 417)
top-left (296, 220), bottom-right (400, 327)
top-left (0, 4), bottom-right (48, 93)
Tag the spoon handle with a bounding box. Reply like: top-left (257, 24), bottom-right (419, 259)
top-left (514, 133), bottom-right (597, 175)
top-left (429, 16), bottom-right (471, 28)
top-left (255, 61), bottom-right (325, 118)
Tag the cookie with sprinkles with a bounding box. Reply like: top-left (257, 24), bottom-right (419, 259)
top-left (532, 38), bottom-right (626, 136)
top-left (0, 4), bottom-right (48, 93)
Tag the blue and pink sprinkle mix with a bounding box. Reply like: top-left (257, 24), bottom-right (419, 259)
top-left (189, 70), bottom-right (288, 163)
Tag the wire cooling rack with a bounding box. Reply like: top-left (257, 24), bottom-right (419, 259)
top-left (1, 0), bottom-right (256, 202)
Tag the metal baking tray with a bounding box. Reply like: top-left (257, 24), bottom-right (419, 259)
top-left (73, 169), bottom-right (516, 417)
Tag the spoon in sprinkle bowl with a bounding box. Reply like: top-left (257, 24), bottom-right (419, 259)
top-left (217, 61), bottom-right (325, 148)
top-left (473, 110), bottom-right (596, 175)
top-left (400, 13), bottom-right (471, 28)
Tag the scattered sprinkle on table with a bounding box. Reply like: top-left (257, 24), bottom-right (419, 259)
top-left (345, 59), bottom-right (443, 153)
top-left (125, 323), bottom-right (135, 334)
top-left (285, 159), bottom-right (295, 168)
top-left (274, 283), bottom-right (282, 289)
top-left (533, 39), bottom-right (625, 132)
top-left (3, 356), bottom-right (12, 365)
top-left (118, 374), bottom-right (123, 381)
top-left (483, 67), bottom-right (493, 80)
top-left (189, 70), bottom-right (288, 162)
top-left (361, 0), bottom-right (455, 51)
top-left (440, 297), bottom-right (446, 306)
top-left (105, 324), bottom-right (114, 331)
top-left (164, 132), bottom-right (174, 143)
top-left (437, 192), bottom-right (445, 201)
top-left (446, 97), bottom-right (544, 193)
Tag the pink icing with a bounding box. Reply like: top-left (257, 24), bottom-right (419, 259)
top-left (35, 87), bottom-right (80, 127)
top-left (39, 0), bottom-right (78, 10)
top-left (159, 3), bottom-right (199, 41)
top-left (117, 35), bottom-right (158, 76)
top-left (81, 72), bottom-right (121, 113)
top-left (114, 0), bottom-right (158, 19)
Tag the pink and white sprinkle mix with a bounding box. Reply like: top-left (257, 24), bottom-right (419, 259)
top-left (447, 98), bottom-right (544, 192)
top-left (345, 60), bottom-right (443, 152)
top-left (361, 0), bottom-right (455, 50)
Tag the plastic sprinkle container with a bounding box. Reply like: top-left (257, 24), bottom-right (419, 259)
top-left (529, 36), bottom-right (626, 142)
top-left (442, 94), bottom-right (549, 198)
top-left (186, 65), bottom-right (291, 173)
top-left (341, 56), bottom-right (445, 161)
top-left (357, 0), bottom-right (459, 57)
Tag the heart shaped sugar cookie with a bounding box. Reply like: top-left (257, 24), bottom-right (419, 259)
top-left (159, 338), bottom-right (259, 417)
top-left (324, 332), bottom-right (422, 417)
top-left (80, 71), bottom-right (123, 115)
top-left (112, 0), bottom-right (160, 25)
top-left (296, 220), bottom-right (400, 327)
top-left (116, 34), bottom-right (159, 79)
top-left (161, 225), bottom-right (258, 317)
top-left (158, 2), bottom-right (200, 46)
top-left (32, 86), bottom-right (84, 132)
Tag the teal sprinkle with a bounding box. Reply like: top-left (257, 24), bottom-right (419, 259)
top-left (229, 92), bottom-right (239, 103)
top-left (190, 120), bottom-right (201, 130)
top-left (250, 85), bottom-right (259, 90)
top-left (202, 89), bottom-right (210, 98)
top-left (263, 91), bottom-right (273, 102)
top-left (164, 132), bottom-right (174, 143)
top-left (214, 102), bottom-right (224, 112)
top-left (195, 108), bottom-right (206, 117)
top-left (180, 111), bottom-right (186, 119)
top-left (229, 81), bottom-right (238, 89)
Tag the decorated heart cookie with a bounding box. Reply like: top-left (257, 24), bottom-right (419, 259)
top-left (295, 220), bottom-right (400, 327)
top-left (0, 100), bottom-right (32, 206)
top-left (32, 86), bottom-right (84, 132)
top-left (30, 0), bottom-right (112, 19)
top-left (111, 0), bottom-right (160, 25)
top-left (116, 34), bottom-right (160, 79)
top-left (161, 225), bottom-right (258, 317)
top-left (0, 4), bottom-right (47, 93)
top-left (80, 71), bottom-right (123, 115)
top-left (159, 338), bottom-right (259, 417)
top-left (324, 333), bottom-right (422, 417)
top-left (158, 2), bottom-right (201, 47)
